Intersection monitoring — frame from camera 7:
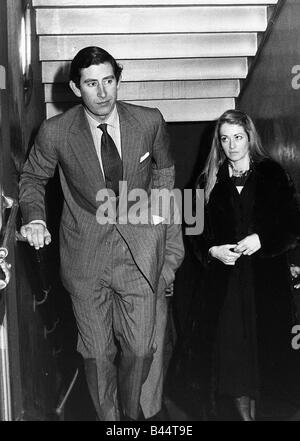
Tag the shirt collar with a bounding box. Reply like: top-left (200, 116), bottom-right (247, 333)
top-left (84, 105), bottom-right (119, 129)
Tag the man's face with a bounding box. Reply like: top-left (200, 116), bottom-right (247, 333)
top-left (69, 62), bottom-right (120, 122)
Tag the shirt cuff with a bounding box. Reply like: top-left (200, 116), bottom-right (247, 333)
top-left (29, 220), bottom-right (47, 228)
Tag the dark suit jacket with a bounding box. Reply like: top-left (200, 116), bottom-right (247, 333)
top-left (19, 102), bottom-right (177, 296)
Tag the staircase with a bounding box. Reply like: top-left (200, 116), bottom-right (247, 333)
top-left (32, 0), bottom-right (280, 122)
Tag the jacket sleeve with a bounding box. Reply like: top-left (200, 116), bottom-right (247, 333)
top-left (19, 120), bottom-right (58, 224)
top-left (151, 109), bottom-right (175, 191)
top-left (256, 167), bottom-right (300, 258)
top-left (161, 222), bottom-right (185, 288)
top-left (159, 191), bottom-right (185, 287)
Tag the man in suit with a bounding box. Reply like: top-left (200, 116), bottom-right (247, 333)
top-left (19, 46), bottom-right (184, 421)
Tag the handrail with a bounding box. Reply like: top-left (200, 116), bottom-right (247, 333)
top-left (0, 194), bottom-right (18, 290)
top-left (0, 197), bottom-right (18, 261)
top-left (55, 368), bottom-right (79, 418)
top-left (0, 183), bottom-right (3, 233)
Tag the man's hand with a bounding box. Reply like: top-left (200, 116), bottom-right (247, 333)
top-left (233, 234), bottom-right (261, 256)
top-left (209, 244), bottom-right (241, 266)
top-left (20, 223), bottom-right (51, 250)
top-left (165, 283), bottom-right (174, 297)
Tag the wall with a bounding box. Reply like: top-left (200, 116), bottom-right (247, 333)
top-left (237, 0), bottom-right (300, 315)
top-left (7, 0), bottom-right (45, 179)
top-left (4, 0), bottom-right (62, 420)
top-left (238, 0), bottom-right (300, 192)
top-left (168, 121), bottom-right (214, 333)
top-left (169, 121), bottom-right (213, 190)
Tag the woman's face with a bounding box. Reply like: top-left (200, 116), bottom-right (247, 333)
top-left (219, 122), bottom-right (250, 166)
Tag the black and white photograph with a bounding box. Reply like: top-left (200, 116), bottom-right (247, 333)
top-left (1, 0), bottom-right (300, 426)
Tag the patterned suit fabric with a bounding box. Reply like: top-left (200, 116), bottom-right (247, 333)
top-left (19, 101), bottom-right (177, 420)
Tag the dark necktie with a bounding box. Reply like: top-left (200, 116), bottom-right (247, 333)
top-left (98, 123), bottom-right (123, 197)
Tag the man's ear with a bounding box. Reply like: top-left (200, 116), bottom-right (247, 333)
top-left (117, 75), bottom-right (122, 90)
top-left (69, 80), bottom-right (82, 98)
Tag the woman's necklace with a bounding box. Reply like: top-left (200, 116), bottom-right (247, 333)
top-left (229, 163), bottom-right (250, 178)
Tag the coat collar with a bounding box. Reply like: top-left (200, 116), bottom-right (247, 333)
top-left (116, 102), bottom-right (144, 186)
top-left (215, 158), bottom-right (257, 203)
top-left (68, 105), bottom-right (104, 192)
top-left (216, 158), bottom-right (264, 183)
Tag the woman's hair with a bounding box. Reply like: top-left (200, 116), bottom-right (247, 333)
top-left (201, 109), bottom-right (268, 203)
top-left (69, 46), bottom-right (123, 88)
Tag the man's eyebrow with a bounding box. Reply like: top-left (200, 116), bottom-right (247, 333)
top-left (83, 75), bottom-right (115, 83)
top-left (83, 78), bottom-right (98, 83)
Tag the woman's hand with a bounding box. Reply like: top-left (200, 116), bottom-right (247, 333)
top-left (233, 234), bottom-right (261, 256)
top-left (209, 244), bottom-right (241, 266)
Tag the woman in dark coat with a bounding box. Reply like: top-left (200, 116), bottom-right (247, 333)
top-left (191, 110), bottom-right (300, 420)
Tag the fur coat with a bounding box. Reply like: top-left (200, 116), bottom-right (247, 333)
top-left (191, 158), bottom-right (300, 403)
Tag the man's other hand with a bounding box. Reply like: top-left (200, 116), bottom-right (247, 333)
top-left (165, 283), bottom-right (174, 297)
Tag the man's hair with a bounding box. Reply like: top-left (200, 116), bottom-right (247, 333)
top-left (69, 46), bottom-right (123, 88)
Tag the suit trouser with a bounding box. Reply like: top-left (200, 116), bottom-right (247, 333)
top-left (71, 230), bottom-right (163, 420)
top-left (140, 277), bottom-right (167, 418)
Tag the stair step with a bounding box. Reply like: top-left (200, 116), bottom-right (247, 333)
top-left (36, 6), bottom-right (268, 35)
top-left (40, 33), bottom-right (257, 61)
top-left (44, 80), bottom-right (240, 102)
top-left (42, 58), bottom-right (248, 83)
top-left (46, 98), bottom-right (235, 122)
top-left (33, 0), bottom-right (279, 7)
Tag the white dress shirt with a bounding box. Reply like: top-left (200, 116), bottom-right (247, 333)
top-left (85, 105), bottom-right (122, 177)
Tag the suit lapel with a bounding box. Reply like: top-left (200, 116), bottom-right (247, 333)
top-left (117, 102), bottom-right (143, 187)
top-left (68, 103), bottom-right (144, 194)
top-left (68, 105), bottom-right (105, 191)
